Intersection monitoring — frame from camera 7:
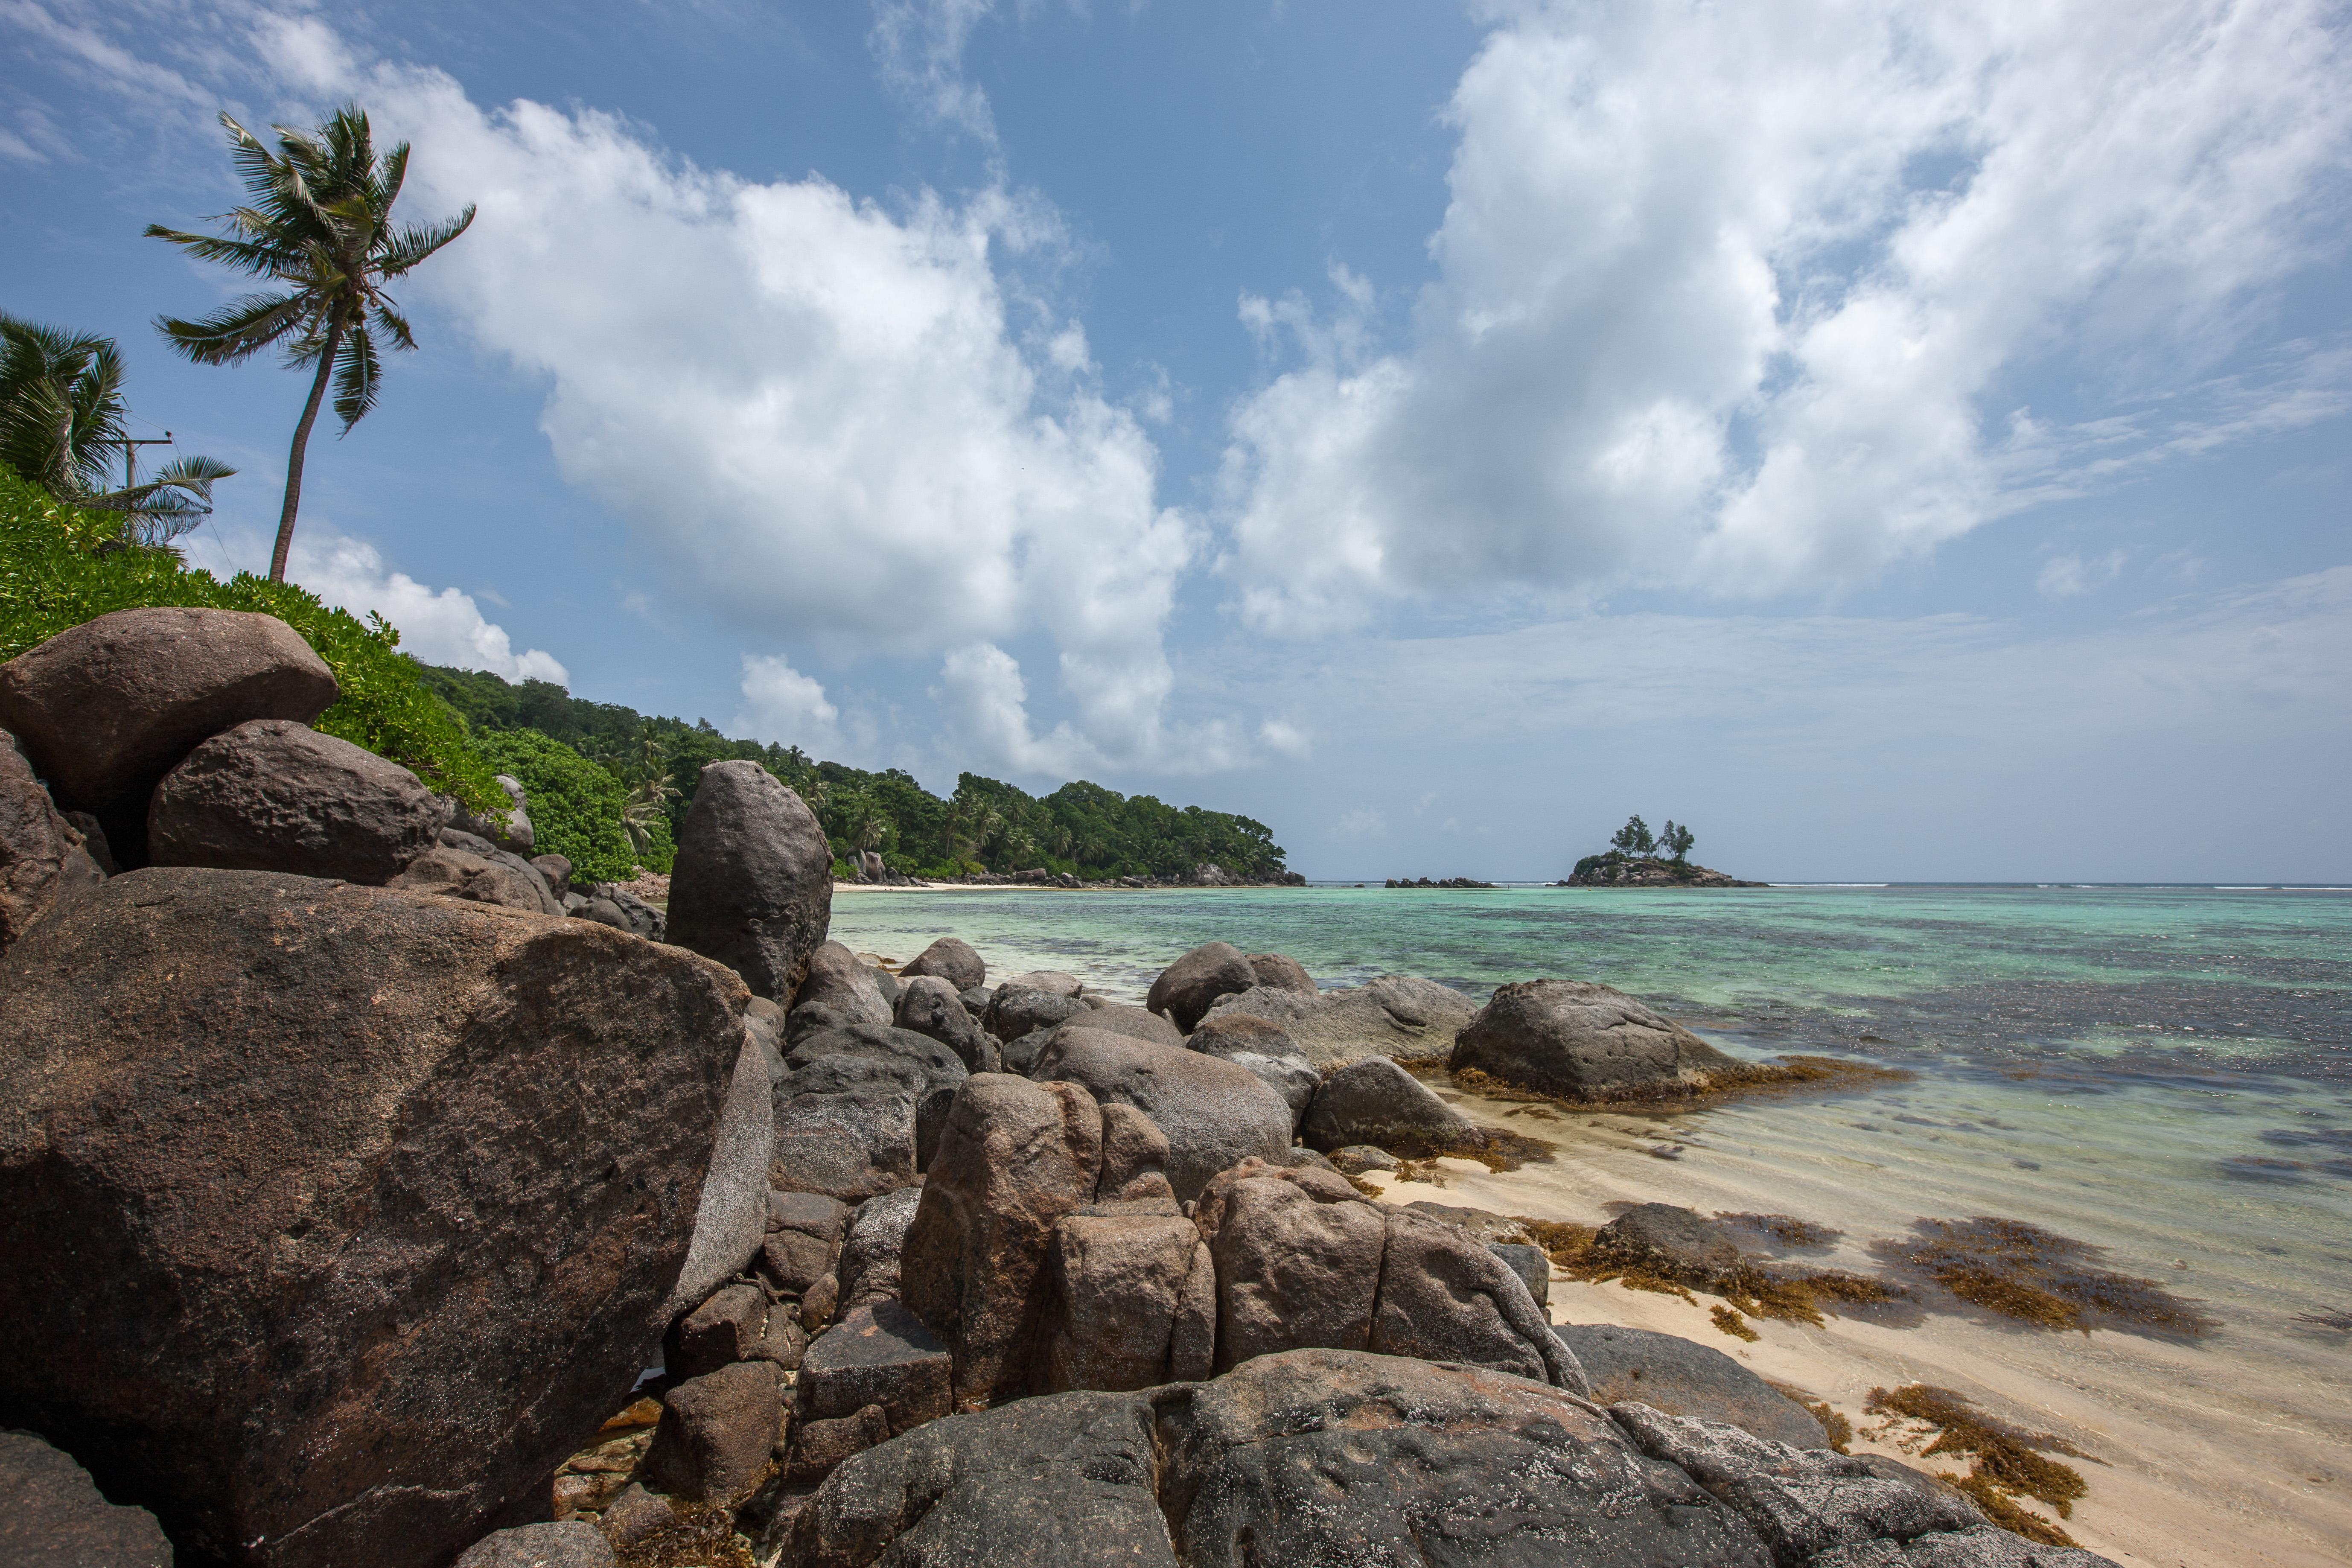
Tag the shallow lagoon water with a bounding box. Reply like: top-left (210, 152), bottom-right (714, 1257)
top-left (830, 882), bottom-right (2352, 1559)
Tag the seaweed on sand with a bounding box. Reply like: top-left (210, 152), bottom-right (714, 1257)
top-left (1719, 1263), bottom-right (1902, 1329)
top-left (1864, 1383), bottom-right (2092, 1547)
top-left (1449, 1055), bottom-right (1911, 1113)
top-left (1710, 1303), bottom-right (1760, 1341)
top-left (1717, 1212), bottom-right (1842, 1248)
top-left (2292, 1306), bottom-right (2352, 1331)
top-left (1763, 1380), bottom-right (1853, 1453)
top-left (1874, 1217), bottom-right (2217, 1336)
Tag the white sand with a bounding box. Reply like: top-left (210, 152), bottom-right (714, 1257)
top-left (1351, 1086), bottom-right (2352, 1568)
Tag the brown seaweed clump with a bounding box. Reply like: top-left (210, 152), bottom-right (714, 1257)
top-left (1865, 1383), bottom-right (2092, 1547)
top-left (1718, 1211), bottom-right (1843, 1248)
top-left (1876, 1217), bottom-right (2217, 1336)
top-left (1449, 1054), bottom-right (1910, 1113)
top-left (1522, 1212), bottom-right (1902, 1323)
top-left (1711, 1304), bottom-right (1760, 1341)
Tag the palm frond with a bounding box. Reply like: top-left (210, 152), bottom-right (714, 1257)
top-left (140, 222), bottom-right (286, 277)
top-left (154, 291), bottom-right (308, 366)
top-left (378, 206), bottom-right (476, 276)
top-left (373, 300), bottom-right (419, 353)
top-left (376, 140), bottom-right (411, 213)
top-left (332, 322), bottom-right (381, 430)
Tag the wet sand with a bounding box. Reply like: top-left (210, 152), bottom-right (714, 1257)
top-left (1354, 1084), bottom-right (2352, 1568)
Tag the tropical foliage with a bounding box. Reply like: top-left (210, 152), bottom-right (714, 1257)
top-left (473, 728), bottom-right (641, 883)
top-left (147, 105), bottom-right (474, 580)
top-left (420, 665), bottom-right (1290, 882)
top-left (0, 467), bottom-right (504, 811)
top-left (0, 312), bottom-right (233, 546)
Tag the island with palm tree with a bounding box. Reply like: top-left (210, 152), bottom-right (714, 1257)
top-left (1560, 814), bottom-right (1764, 886)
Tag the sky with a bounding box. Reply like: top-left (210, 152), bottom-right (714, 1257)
top-left (3, 0), bottom-right (2347, 882)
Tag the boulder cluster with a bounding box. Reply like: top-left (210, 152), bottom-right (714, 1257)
top-left (0, 608), bottom-right (2111, 1567)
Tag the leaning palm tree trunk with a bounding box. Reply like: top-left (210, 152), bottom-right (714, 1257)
top-left (273, 313), bottom-right (344, 581)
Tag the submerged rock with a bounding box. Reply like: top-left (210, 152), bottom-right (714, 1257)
top-left (0, 868), bottom-right (747, 1568)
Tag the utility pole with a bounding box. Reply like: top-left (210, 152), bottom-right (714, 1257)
top-left (93, 433), bottom-right (175, 490)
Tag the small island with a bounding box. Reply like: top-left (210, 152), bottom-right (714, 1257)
top-left (1557, 815), bottom-right (1765, 887)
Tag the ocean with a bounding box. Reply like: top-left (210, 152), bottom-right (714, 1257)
top-left (827, 881), bottom-right (2352, 1560)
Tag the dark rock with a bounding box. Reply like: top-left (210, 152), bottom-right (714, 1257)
top-left (786, 1403), bottom-right (890, 1481)
top-left (1193, 1160), bottom-right (1386, 1369)
top-left (801, 1274), bottom-right (840, 1334)
top-left (529, 853), bottom-right (573, 895)
top-left (1259, 1145), bottom-right (1341, 1175)
top-left (1052, 1002), bottom-right (1185, 1049)
top-left (1144, 940), bottom-right (1256, 1032)
top-left (0, 868), bottom-right (747, 1568)
top-left (63, 810), bottom-right (115, 876)
top-left (0, 606), bottom-right (338, 865)
top-left (1, 730), bottom-right (102, 954)
top-left (768, 1189), bottom-right (851, 1243)
top-left (983, 984), bottom-right (1087, 1043)
top-left (1592, 1202), bottom-right (1743, 1286)
top-left (1030, 1029), bottom-right (1292, 1201)
top-left (957, 983), bottom-right (993, 1017)
top-left (1155, 1351), bottom-right (1769, 1567)
top-left (1042, 1208), bottom-right (1215, 1392)
top-left (1001, 968), bottom-right (1082, 997)
top-left (1302, 1055), bottom-right (1481, 1155)
top-left (999, 1025), bottom-right (1058, 1077)
top-left (667, 759), bottom-right (832, 1001)
top-left (578, 896), bottom-right (628, 929)
top-left (667, 1282), bottom-right (772, 1380)
top-left (1611, 1401), bottom-right (1987, 1563)
top-left (759, 1230), bottom-right (835, 1298)
top-left (785, 1390), bottom-right (1175, 1568)
top-left (867, 960), bottom-right (901, 1008)
top-left (1397, 1201), bottom-right (1535, 1246)
top-left (901, 1075), bottom-right (1106, 1406)
top-left (757, 1304), bottom-right (809, 1372)
top-left (640, 1361), bottom-right (782, 1506)
top-left (1370, 1206), bottom-right (1584, 1388)
top-left (1202, 974), bottom-right (1480, 1067)
top-left (1328, 1144), bottom-right (1400, 1174)
top-left (1244, 950), bottom-right (1317, 994)
top-left (894, 974), bottom-right (997, 1072)
top-left (837, 1185), bottom-right (926, 1310)
top-left (452, 1520), bottom-right (615, 1568)
top-left (1490, 1242), bottom-right (1552, 1308)
top-left (590, 1484), bottom-right (671, 1553)
top-left (0, 1428), bottom-right (172, 1567)
top-left (799, 1300), bottom-right (953, 1435)
top-left (449, 774), bottom-right (533, 854)
top-left (770, 1024), bottom-right (967, 1203)
top-left (1811, 1528), bottom-right (2120, 1565)
top-left (146, 719), bottom-right (440, 883)
top-left (1452, 977), bottom-right (1741, 1100)
top-left (390, 842), bottom-right (563, 915)
top-left (900, 935), bottom-right (984, 991)
top-left (793, 940), bottom-right (893, 1029)
top-left (665, 1026), bottom-right (775, 1317)
top-left (1556, 1323), bottom-right (1830, 1448)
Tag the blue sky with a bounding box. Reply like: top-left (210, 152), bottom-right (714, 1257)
top-left (4, 0), bottom-right (2347, 880)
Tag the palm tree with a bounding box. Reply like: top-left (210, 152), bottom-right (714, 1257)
top-left (619, 739), bottom-right (678, 861)
top-left (0, 313), bottom-right (235, 547)
top-left (146, 105), bottom-right (474, 580)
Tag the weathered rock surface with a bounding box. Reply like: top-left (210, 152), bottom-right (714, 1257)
top-left (769, 1023), bottom-right (967, 1202)
top-left (1612, 1401), bottom-right (1993, 1564)
top-left (1490, 1242), bottom-right (1552, 1308)
top-left (837, 1185), bottom-right (927, 1311)
top-left (1244, 950), bottom-right (1317, 994)
top-left (665, 1025), bottom-right (775, 1318)
top-left (798, 1301), bottom-right (953, 1435)
top-left (667, 759), bottom-right (832, 1001)
top-left (63, 810), bottom-right (116, 874)
top-left (794, 940), bottom-right (894, 1029)
top-left (1369, 1205), bottom-right (1584, 1388)
top-left (1452, 977), bottom-right (1741, 1100)
top-left (1201, 974), bottom-right (1480, 1067)
top-left (1183, 1012), bottom-right (1318, 1120)
top-left (1054, 1002), bottom-right (1186, 1049)
top-left (893, 974), bottom-right (997, 1072)
top-left (1812, 1529), bottom-right (2120, 1565)
top-left (901, 1076), bottom-right (1107, 1405)
top-left (0, 731), bottom-right (102, 954)
top-left (899, 935), bottom-right (985, 992)
top-left (528, 852), bottom-right (573, 894)
top-left (0, 1429), bottom-right (172, 1567)
top-left (452, 1520), bottom-right (615, 1568)
top-left (1030, 1029), bottom-right (1293, 1201)
top-left (1001, 968), bottom-right (1083, 998)
top-left (786, 1403), bottom-right (891, 1481)
top-left (0, 869), bottom-right (747, 1568)
top-left (983, 983), bottom-right (1088, 1042)
top-left (1557, 1323), bottom-right (1830, 1448)
top-left (1303, 1055), bottom-right (1481, 1155)
top-left (1145, 940), bottom-right (1256, 1032)
top-left (668, 1283), bottom-right (774, 1380)
top-left (0, 606), bottom-right (338, 864)
top-left (391, 833), bottom-right (564, 915)
top-left (1329, 1143), bottom-right (1401, 1174)
top-left (146, 719), bottom-right (441, 884)
top-left (449, 774), bottom-right (534, 854)
top-left (639, 1361), bottom-right (783, 1506)
top-left (1042, 1207), bottom-right (1215, 1393)
top-left (1591, 1202), bottom-right (1743, 1286)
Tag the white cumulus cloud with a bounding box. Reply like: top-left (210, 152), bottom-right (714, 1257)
top-left (1221, 0), bottom-right (2352, 631)
top-left (288, 532), bottom-right (568, 683)
top-left (731, 655), bottom-right (845, 754)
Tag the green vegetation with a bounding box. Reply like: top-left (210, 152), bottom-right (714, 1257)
top-left (0, 312), bottom-right (234, 547)
top-left (473, 729), bottom-right (640, 883)
top-left (147, 105), bottom-right (475, 580)
top-left (419, 664), bottom-right (1290, 882)
top-left (0, 468), bottom-right (504, 812)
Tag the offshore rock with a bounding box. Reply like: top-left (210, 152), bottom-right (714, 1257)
top-left (0, 869), bottom-right (746, 1568)
top-left (0, 606), bottom-right (337, 865)
top-left (899, 935), bottom-right (985, 991)
top-left (1452, 977), bottom-right (1741, 1100)
top-left (667, 759), bottom-right (833, 1001)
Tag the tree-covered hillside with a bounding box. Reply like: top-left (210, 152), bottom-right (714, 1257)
top-left (420, 665), bottom-right (1288, 882)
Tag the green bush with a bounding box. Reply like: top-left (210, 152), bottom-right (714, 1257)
top-left (0, 469), bottom-right (504, 812)
top-left (474, 728), bottom-right (638, 882)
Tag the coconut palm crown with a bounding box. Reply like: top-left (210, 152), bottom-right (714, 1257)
top-left (146, 105), bottom-right (473, 581)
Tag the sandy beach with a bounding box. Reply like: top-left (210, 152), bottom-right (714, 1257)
top-left (1353, 1082), bottom-right (2352, 1568)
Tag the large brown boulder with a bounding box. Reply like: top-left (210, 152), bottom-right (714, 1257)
top-left (768, 1023), bottom-right (967, 1202)
top-left (1451, 978), bottom-right (1739, 1100)
top-left (0, 869), bottom-right (748, 1568)
top-left (147, 719), bottom-right (442, 883)
top-left (390, 837), bottom-right (563, 915)
top-left (1144, 941), bottom-right (1256, 1032)
top-left (667, 759), bottom-right (832, 1000)
top-left (794, 940), bottom-right (894, 1029)
top-left (1555, 1323), bottom-right (1831, 1448)
top-left (1041, 1206), bottom-right (1215, 1394)
top-left (1029, 1029), bottom-right (1292, 1200)
top-left (899, 935), bottom-right (985, 991)
top-left (1201, 974), bottom-right (1480, 1066)
top-left (1300, 1056), bottom-right (1480, 1155)
top-left (0, 731), bottom-right (102, 954)
top-left (0, 607), bottom-right (338, 865)
top-left (1244, 951), bottom-right (1316, 994)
